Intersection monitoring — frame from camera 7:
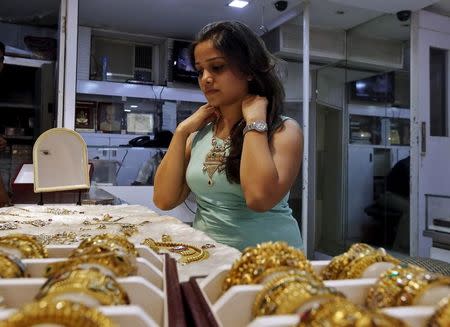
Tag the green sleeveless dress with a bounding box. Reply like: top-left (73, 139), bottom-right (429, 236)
top-left (186, 122), bottom-right (303, 251)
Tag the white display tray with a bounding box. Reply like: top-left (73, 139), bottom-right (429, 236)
top-left (0, 305), bottom-right (158, 327)
top-left (0, 277), bottom-right (164, 326)
top-left (192, 262), bottom-right (446, 327)
top-left (0, 245), bottom-right (185, 327)
top-left (23, 257), bottom-right (163, 289)
top-left (45, 244), bottom-right (164, 271)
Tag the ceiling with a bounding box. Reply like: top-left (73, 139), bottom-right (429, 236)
top-left (0, 0), bottom-right (450, 40)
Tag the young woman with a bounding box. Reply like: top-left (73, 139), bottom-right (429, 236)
top-left (153, 21), bottom-right (303, 251)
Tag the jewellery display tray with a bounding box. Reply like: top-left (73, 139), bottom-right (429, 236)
top-left (0, 245), bottom-right (187, 327)
top-left (182, 261), bottom-right (448, 327)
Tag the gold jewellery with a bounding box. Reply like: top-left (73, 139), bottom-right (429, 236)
top-left (337, 248), bottom-right (400, 279)
top-left (36, 268), bottom-right (130, 306)
top-left (0, 300), bottom-right (117, 327)
top-left (202, 127), bottom-right (231, 186)
top-left (427, 296), bottom-right (450, 327)
top-left (366, 263), bottom-right (450, 309)
top-left (73, 233), bottom-right (139, 257)
top-left (223, 241), bottom-right (316, 291)
top-left (320, 243), bottom-right (375, 280)
top-left (0, 251), bottom-right (26, 278)
top-left (297, 297), bottom-right (406, 327)
top-left (45, 251), bottom-right (137, 278)
top-left (252, 270), bottom-right (343, 317)
top-left (0, 233), bottom-right (48, 259)
top-left (142, 234), bottom-right (209, 264)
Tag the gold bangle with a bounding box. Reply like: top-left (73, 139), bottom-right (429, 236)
top-left (0, 251), bottom-right (26, 278)
top-left (338, 251), bottom-right (400, 279)
top-left (297, 297), bottom-right (407, 327)
top-left (36, 268), bottom-right (130, 306)
top-left (222, 241), bottom-right (316, 291)
top-left (397, 272), bottom-right (450, 306)
top-left (0, 233), bottom-right (48, 258)
top-left (45, 251), bottom-right (137, 278)
top-left (142, 237), bottom-right (209, 264)
top-left (427, 296), bottom-right (450, 327)
top-left (253, 271), bottom-right (325, 316)
top-left (366, 263), bottom-right (426, 309)
top-left (320, 243), bottom-right (375, 280)
top-left (253, 271), bottom-right (343, 317)
top-left (75, 234), bottom-right (138, 257)
top-left (0, 300), bottom-right (117, 327)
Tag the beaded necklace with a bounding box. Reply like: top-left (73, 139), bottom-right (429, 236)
top-left (202, 125), bottom-right (231, 186)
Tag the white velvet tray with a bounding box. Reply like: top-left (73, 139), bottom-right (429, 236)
top-left (193, 262), bottom-right (447, 327)
top-left (0, 305), bottom-right (158, 327)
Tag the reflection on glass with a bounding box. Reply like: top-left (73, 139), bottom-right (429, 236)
top-left (429, 48), bottom-right (448, 137)
top-left (350, 115), bottom-right (381, 145)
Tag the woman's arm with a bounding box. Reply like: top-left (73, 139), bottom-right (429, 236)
top-left (240, 97), bottom-right (303, 212)
top-left (153, 103), bottom-right (218, 210)
top-left (152, 127), bottom-right (192, 210)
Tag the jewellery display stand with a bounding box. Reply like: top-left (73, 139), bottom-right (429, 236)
top-left (0, 244), bottom-right (187, 327)
top-left (32, 128), bottom-right (91, 205)
top-left (184, 262), bottom-right (448, 327)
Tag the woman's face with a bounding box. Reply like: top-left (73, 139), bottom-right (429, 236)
top-left (194, 40), bottom-right (249, 109)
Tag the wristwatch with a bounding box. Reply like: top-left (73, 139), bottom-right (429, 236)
top-left (243, 121), bottom-right (268, 135)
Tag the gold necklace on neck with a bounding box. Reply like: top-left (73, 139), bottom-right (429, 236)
top-left (202, 125), bottom-right (231, 187)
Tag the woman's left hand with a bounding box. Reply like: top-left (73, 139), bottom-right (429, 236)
top-left (242, 95), bottom-right (268, 123)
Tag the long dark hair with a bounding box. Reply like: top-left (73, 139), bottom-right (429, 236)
top-left (190, 21), bottom-right (285, 184)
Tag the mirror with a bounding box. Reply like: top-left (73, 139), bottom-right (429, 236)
top-left (33, 128), bottom-right (90, 192)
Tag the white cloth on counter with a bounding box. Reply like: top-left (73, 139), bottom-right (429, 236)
top-left (0, 204), bottom-right (241, 282)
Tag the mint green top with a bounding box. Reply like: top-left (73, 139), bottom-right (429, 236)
top-left (186, 122), bottom-right (302, 251)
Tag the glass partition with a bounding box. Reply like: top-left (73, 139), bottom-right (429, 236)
top-left (0, 0), bottom-right (60, 194)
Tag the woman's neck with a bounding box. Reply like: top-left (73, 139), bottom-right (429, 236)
top-left (215, 104), bottom-right (243, 138)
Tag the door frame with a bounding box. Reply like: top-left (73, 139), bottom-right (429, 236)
top-left (410, 10), bottom-right (450, 257)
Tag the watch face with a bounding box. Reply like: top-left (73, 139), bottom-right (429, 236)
top-left (254, 122), bottom-right (267, 131)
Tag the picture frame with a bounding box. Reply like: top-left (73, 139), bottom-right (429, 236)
top-left (97, 102), bottom-right (123, 133)
top-left (126, 112), bottom-right (154, 134)
top-left (74, 101), bottom-right (96, 131)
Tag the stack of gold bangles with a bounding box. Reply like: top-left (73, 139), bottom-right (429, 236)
top-left (296, 297), bottom-right (406, 327)
top-left (366, 263), bottom-right (450, 309)
top-left (72, 233), bottom-right (139, 257)
top-left (320, 243), bottom-right (400, 280)
top-left (427, 296), bottom-right (450, 327)
top-left (252, 270), bottom-right (344, 317)
top-left (45, 233), bottom-right (138, 278)
top-left (0, 300), bottom-right (117, 327)
top-left (0, 233), bottom-right (48, 259)
top-left (36, 268), bottom-right (130, 306)
top-left (223, 241), bottom-right (316, 291)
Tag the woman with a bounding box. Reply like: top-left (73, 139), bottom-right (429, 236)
top-left (153, 21), bottom-right (303, 251)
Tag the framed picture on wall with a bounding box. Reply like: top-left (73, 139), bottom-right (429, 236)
top-left (97, 102), bottom-right (123, 133)
top-left (126, 113), bottom-right (154, 134)
top-left (75, 100), bottom-right (96, 131)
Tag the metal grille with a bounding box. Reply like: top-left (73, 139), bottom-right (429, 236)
top-left (135, 46), bottom-right (152, 69)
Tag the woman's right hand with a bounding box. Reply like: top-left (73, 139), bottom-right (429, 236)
top-left (177, 103), bottom-right (219, 135)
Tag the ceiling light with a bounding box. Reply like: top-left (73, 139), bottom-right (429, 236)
top-left (228, 0), bottom-right (249, 8)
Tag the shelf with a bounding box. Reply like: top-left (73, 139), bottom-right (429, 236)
top-left (77, 80), bottom-right (206, 103)
top-left (349, 104), bottom-right (410, 119)
top-left (0, 102), bottom-right (37, 109)
top-left (4, 56), bottom-right (53, 68)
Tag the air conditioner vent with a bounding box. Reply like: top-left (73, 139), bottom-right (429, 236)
top-left (135, 45), bottom-right (152, 69)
